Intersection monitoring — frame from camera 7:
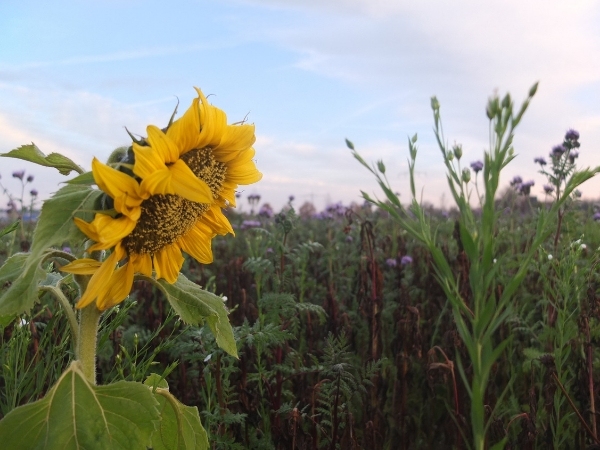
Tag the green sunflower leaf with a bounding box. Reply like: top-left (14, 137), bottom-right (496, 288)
top-left (0, 184), bottom-right (102, 318)
top-left (0, 361), bottom-right (160, 449)
top-left (144, 376), bottom-right (209, 450)
top-left (150, 274), bottom-right (237, 358)
top-left (0, 252), bottom-right (46, 318)
top-left (1, 143), bottom-right (84, 176)
top-left (65, 170), bottom-right (96, 185)
top-left (30, 183), bottom-right (102, 259)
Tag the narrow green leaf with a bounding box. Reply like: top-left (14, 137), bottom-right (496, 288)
top-left (1, 143), bottom-right (84, 175)
top-left (0, 221), bottom-right (19, 238)
top-left (148, 274), bottom-right (237, 358)
top-left (0, 361), bottom-right (160, 449)
top-left (144, 378), bottom-right (209, 450)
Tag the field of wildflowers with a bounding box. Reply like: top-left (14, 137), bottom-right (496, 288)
top-left (2, 86), bottom-right (600, 449)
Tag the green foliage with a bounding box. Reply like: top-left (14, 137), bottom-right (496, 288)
top-left (1, 143), bottom-right (84, 176)
top-left (0, 361), bottom-right (160, 449)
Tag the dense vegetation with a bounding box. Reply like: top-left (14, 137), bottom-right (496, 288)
top-left (2, 192), bottom-right (600, 449)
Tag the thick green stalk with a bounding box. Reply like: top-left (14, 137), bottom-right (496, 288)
top-left (77, 304), bottom-right (102, 385)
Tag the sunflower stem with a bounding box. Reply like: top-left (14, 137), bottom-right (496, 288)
top-left (77, 304), bottom-right (102, 385)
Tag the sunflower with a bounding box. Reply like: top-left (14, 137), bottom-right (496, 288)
top-left (62, 88), bottom-right (262, 311)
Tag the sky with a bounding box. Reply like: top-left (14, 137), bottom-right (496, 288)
top-left (1, 0), bottom-right (599, 213)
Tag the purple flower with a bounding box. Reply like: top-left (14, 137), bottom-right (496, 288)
top-left (534, 157), bottom-right (547, 166)
top-left (258, 203), bottom-right (273, 218)
top-left (30, 189), bottom-right (38, 197)
top-left (543, 185), bottom-right (554, 194)
top-left (235, 192), bottom-right (242, 199)
top-left (551, 145), bottom-right (567, 158)
top-left (400, 255), bottom-right (413, 266)
top-left (569, 150), bottom-right (579, 164)
top-left (593, 212), bottom-right (600, 222)
top-left (345, 235), bottom-right (353, 243)
top-left (241, 220), bottom-right (261, 230)
top-left (470, 160), bottom-right (484, 173)
top-left (288, 195), bottom-right (295, 202)
top-left (12, 170), bottom-right (25, 180)
top-left (565, 129), bottom-right (580, 141)
top-left (385, 258), bottom-right (397, 268)
top-left (62, 246), bottom-right (72, 253)
top-left (510, 176), bottom-right (523, 187)
top-left (26, 175), bottom-right (34, 183)
top-left (265, 247), bottom-right (274, 254)
top-left (518, 180), bottom-right (535, 196)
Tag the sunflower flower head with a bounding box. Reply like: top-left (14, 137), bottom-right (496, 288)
top-left (62, 88), bottom-right (262, 311)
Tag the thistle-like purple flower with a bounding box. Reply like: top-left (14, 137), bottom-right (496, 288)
top-left (258, 203), bottom-right (273, 218)
top-left (569, 150), bottom-right (579, 164)
top-left (30, 189), bottom-right (38, 197)
top-left (510, 176), bottom-right (523, 187)
top-left (518, 180), bottom-right (535, 196)
top-left (543, 184), bottom-right (554, 195)
top-left (534, 157), bottom-right (547, 166)
top-left (385, 258), bottom-right (397, 268)
top-left (400, 255), bottom-right (413, 266)
top-left (470, 160), bottom-right (484, 173)
top-left (12, 170), bottom-right (25, 180)
top-left (551, 145), bottom-right (567, 158)
top-left (26, 175), bottom-right (34, 183)
top-left (565, 129), bottom-right (580, 141)
top-left (593, 212), bottom-right (600, 222)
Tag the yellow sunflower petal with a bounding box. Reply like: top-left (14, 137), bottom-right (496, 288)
top-left (76, 215), bottom-right (137, 252)
top-left (226, 160), bottom-right (263, 184)
top-left (169, 159), bottom-right (213, 203)
top-left (166, 97), bottom-right (201, 154)
top-left (194, 88), bottom-right (228, 149)
top-left (153, 243), bottom-right (184, 283)
top-left (96, 260), bottom-right (135, 310)
top-left (92, 158), bottom-right (143, 218)
top-left (212, 124), bottom-right (256, 162)
top-left (130, 252), bottom-right (152, 277)
top-left (76, 245), bottom-right (125, 309)
top-left (60, 258), bottom-right (102, 275)
top-left (201, 204), bottom-right (234, 235)
top-left (132, 143), bottom-right (168, 179)
top-left (179, 223), bottom-right (214, 264)
top-left (146, 125), bottom-right (180, 164)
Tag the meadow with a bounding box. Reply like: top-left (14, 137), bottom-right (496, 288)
top-left (2, 86), bottom-right (600, 449)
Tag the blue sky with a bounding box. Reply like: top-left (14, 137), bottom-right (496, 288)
top-left (1, 0), bottom-right (600, 212)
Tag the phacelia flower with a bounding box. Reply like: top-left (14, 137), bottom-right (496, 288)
top-left (61, 88), bottom-right (262, 310)
top-left (510, 176), bottom-right (523, 187)
top-left (518, 180), bottom-right (535, 196)
top-left (569, 150), bottom-right (579, 164)
top-left (26, 175), bottom-right (34, 182)
top-left (534, 157), bottom-right (547, 166)
top-left (241, 220), bottom-right (261, 230)
top-left (470, 160), bottom-right (484, 173)
top-left (400, 255), bottom-right (413, 266)
top-left (551, 145), bottom-right (567, 158)
top-left (385, 258), bottom-right (397, 268)
top-left (593, 212), bottom-right (600, 222)
top-left (565, 129), bottom-right (580, 141)
top-left (258, 203), bottom-right (273, 218)
top-left (543, 184), bottom-right (554, 194)
top-left (12, 170), bottom-right (24, 180)
top-left (30, 189), bottom-right (38, 197)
